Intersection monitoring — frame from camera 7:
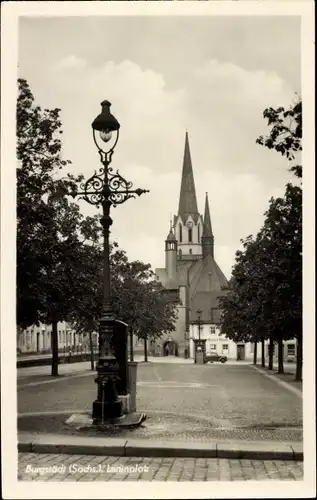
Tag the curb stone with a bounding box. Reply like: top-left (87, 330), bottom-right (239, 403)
top-left (18, 433), bottom-right (303, 461)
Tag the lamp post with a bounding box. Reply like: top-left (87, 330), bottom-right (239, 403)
top-left (71, 100), bottom-right (149, 423)
top-left (196, 309), bottom-right (202, 341)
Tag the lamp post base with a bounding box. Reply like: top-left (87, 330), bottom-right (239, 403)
top-left (92, 399), bottom-right (123, 423)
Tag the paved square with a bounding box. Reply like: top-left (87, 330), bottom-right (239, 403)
top-left (18, 362), bottom-right (302, 443)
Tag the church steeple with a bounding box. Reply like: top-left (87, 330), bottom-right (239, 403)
top-left (177, 132), bottom-right (199, 222)
top-left (202, 192), bottom-right (214, 258)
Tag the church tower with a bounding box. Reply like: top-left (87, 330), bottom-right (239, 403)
top-left (155, 130), bottom-right (229, 359)
top-left (174, 132), bottom-right (203, 260)
top-left (165, 221), bottom-right (177, 280)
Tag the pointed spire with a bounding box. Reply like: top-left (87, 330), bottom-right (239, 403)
top-left (178, 132), bottom-right (199, 222)
top-left (202, 192), bottom-right (214, 258)
top-left (202, 192), bottom-right (213, 237)
top-left (166, 218), bottom-right (176, 242)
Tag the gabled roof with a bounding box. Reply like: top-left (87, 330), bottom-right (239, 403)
top-left (189, 254), bottom-right (228, 297)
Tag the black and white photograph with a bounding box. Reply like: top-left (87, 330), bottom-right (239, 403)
top-left (1, 1), bottom-right (315, 499)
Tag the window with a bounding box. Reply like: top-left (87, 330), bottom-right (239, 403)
top-left (222, 344), bottom-right (229, 352)
top-left (210, 344), bottom-right (217, 350)
top-left (198, 224), bottom-right (200, 242)
top-left (179, 249), bottom-right (182, 259)
top-left (287, 344), bottom-right (295, 356)
top-left (188, 228), bottom-right (192, 243)
top-left (179, 224), bottom-right (182, 242)
top-left (210, 326), bottom-right (216, 334)
top-left (189, 248), bottom-right (192, 255)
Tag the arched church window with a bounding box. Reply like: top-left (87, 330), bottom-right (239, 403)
top-left (179, 224), bottom-right (182, 242)
top-left (188, 228), bottom-right (192, 243)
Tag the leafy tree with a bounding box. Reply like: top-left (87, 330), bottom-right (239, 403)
top-left (220, 235), bottom-right (270, 366)
top-left (260, 184), bottom-right (302, 377)
top-left (112, 260), bottom-right (178, 362)
top-left (221, 189), bottom-right (301, 377)
top-left (221, 97), bottom-right (302, 378)
top-left (256, 98), bottom-right (302, 179)
top-left (70, 244), bottom-right (178, 363)
top-left (257, 97), bottom-right (302, 380)
top-left (17, 78), bottom-right (101, 375)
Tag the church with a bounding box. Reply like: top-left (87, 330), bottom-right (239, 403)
top-left (154, 132), bottom-right (253, 361)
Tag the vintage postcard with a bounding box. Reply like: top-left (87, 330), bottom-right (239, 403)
top-left (1, 1), bottom-right (315, 499)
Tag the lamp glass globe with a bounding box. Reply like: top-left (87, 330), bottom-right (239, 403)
top-left (99, 129), bottom-right (112, 143)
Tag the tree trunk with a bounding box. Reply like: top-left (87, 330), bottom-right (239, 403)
top-left (268, 336), bottom-right (274, 370)
top-left (261, 337), bottom-right (265, 367)
top-left (144, 336), bottom-right (148, 362)
top-left (295, 334), bottom-right (302, 381)
top-left (17, 325), bottom-right (21, 354)
top-left (277, 337), bottom-right (284, 374)
top-left (89, 331), bottom-right (94, 371)
top-left (253, 341), bottom-right (257, 365)
top-left (51, 320), bottom-right (59, 376)
top-left (129, 328), bottom-right (134, 362)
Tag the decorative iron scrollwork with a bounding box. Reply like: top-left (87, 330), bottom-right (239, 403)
top-left (71, 151), bottom-right (149, 208)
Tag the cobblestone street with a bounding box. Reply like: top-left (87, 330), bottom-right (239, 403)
top-left (18, 362), bottom-right (302, 443)
top-left (18, 453), bottom-right (304, 482)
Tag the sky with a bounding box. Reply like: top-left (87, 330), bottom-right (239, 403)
top-left (18, 15), bottom-right (301, 279)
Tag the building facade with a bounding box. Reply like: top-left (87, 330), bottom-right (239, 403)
top-left (17, 321), bottom-right (98, 354)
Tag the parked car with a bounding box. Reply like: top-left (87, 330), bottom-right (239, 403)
top-left (205, 353), bottom-right (227, 364)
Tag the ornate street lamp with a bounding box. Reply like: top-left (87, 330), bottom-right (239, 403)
top-left (196, 308), bottom-right (202, 340)
top-left (71, 100), bottom-right (149, 423)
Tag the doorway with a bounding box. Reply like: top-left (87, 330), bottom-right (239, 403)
top-left (163, 340), bottom-right (178, 357)
top-left (237, 344), bottom-right (245, 361)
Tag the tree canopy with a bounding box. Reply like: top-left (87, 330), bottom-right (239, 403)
top-left (17, 78), bottom-right (97, 329)
top-left (220, 96), bottom-right (302, 378)
top-left (256, 98), bottom-right (302, 178)
top-left (70, 243), bottom-right (178, 343)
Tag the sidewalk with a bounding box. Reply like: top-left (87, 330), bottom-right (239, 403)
top-left (17, 361), bottom-right (94, 380)
top-left (17, 356), bottom-right (194, 380)
top-left (18, 451), bottom-right (304, 481)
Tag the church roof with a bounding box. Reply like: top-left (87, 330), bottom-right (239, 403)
top-left (190, 291), bottom-right (227, 323)
top-left (177, 132), bottom-right (200, 223)
top-left (155, 268), bottom-right (182, 291)
top-left (189, 254), bottom-right (228, 296)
